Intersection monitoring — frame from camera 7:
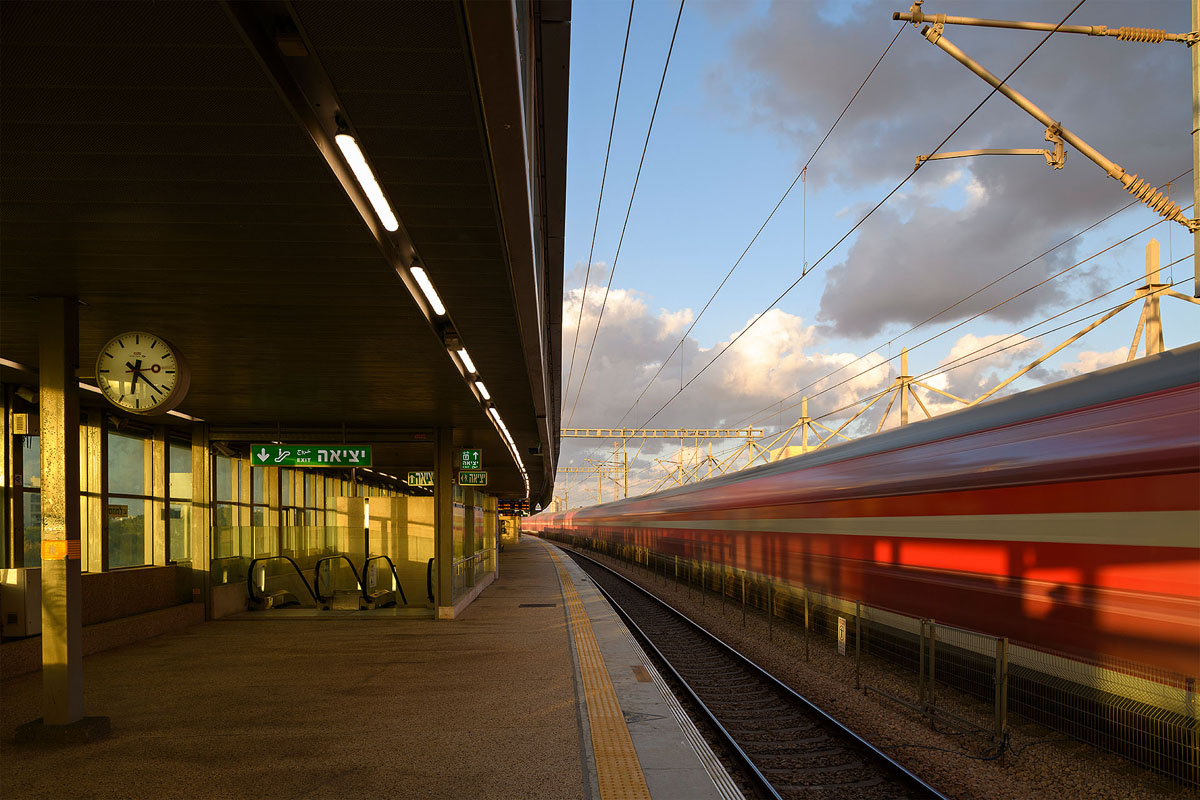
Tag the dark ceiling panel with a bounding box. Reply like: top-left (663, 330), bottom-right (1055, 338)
top-left (0, 0), bottom-right (556, 497)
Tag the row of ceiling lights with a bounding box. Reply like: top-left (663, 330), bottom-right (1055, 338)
top-left (333, 133), bottom-right (529, 497)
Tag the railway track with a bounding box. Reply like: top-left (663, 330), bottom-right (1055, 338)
top-left (561, 546), bottom-right (947, 800)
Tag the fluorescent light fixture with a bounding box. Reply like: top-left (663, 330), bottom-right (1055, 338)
top-left (489, 407), bottom-right (502, 423)
top-left (335, 133), bottom-right (399, 232)
top-left (409, 266), bottom-right (445, 316)
top-left (475, 381), bottom-right (491, 400)
top-left (457, 348), bottom-right (476, 374)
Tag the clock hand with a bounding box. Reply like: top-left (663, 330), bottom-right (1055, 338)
top-left (144, 380), bottom-right (163, 395)
top-left (125, 361), bottom-right (142, 391)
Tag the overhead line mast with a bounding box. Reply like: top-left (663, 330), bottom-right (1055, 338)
top-left (894, 1), bottom-right (1200, 295)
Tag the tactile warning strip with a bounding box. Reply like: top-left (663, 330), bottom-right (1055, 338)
top-left (546, 545), bottom-right (652, 800)
top-left (616, 626), bottom-right (744, 800)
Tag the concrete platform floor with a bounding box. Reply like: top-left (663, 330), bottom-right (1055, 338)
top-left (2, 539), bottom-right (585, 800)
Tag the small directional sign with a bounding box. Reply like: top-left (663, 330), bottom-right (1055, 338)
top-left (251, 444), bottom-right (372, 468)
top-left (457, 470), bottom-right (487, 486)
top-left (407, 471), bottom-right (434, 487)
top-left (459, 448), bottom-right (482, 470)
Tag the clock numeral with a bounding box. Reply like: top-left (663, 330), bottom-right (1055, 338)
top-left (150, 340), bottom-right (157, 348)
top-left (161, 353), bottom-right (170, 360)
top-left (165, 370), bottom-right (175, 373)
top-left (99, 369), bottom-right (109, 373)
top-left (117, 339), bottom-right (124, 348)
top-left (105, 352), bottom-right (114, 359)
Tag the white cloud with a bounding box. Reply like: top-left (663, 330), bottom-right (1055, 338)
top-left (710, 0), bottom-right (1188, 338)
top-left (558, 282), bottom-right (894, 499)
top-left (1059, 347), bottom-right (1125, 377)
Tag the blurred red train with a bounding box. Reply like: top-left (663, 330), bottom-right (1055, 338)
top-left (528, 345), bottom-right (1199, 677)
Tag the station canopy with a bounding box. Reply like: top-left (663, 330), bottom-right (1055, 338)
top-left (0, 1), bottom-right (568, 503)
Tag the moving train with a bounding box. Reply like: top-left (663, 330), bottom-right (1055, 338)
top-left (528, 344), bottom-right (1199, 678)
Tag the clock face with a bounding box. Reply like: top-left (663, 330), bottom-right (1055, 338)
top-left (95, 331), bottom-right (189, 415)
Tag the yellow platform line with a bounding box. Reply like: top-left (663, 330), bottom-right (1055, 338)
top-left (546, 544), bottom-right (652, 800)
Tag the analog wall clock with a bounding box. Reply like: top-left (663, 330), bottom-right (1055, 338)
top-left (95, 331), bottom-right (190, 415)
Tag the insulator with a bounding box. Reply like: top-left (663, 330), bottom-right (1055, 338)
top-left (1123, 174), bottom-right (1190, 226)
top-left (1115, 27), bottom-right (1166, 43)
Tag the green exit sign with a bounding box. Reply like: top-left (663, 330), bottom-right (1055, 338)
top-left (459, 449), bottom-right (482, 470)
top-left (407, 471), bottom-right (434, 486)
top-left (458, 470), bottom-right (487, 486)
top-left (252, 444), bottom-right (371, 468)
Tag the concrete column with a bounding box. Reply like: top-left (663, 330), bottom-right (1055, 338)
top-left (17, 297), bottom-right (107, 742)
top-left (190, 425), bottom-right (211, 618)
top-left (435, 427), bottom-right (454, 618)
top-left (82, 412), bottom-right (105, 573)
top-left (38, 297), bottom-right (83, 725)
top-left (1, 388), bottom-right (8, 567)
top-left (151, 426), bottom-right (167, 565)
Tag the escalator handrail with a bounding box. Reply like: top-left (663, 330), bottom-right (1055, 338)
top-left (312, 555), bottom-right (363, 604)
top-left (426, 558), bottom-right (435, 603)
top-left (247, 555), bottom-right (321, 607)
top-left (361, 555), bottom-right (408, 606)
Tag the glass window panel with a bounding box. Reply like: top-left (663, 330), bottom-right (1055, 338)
top-left (108, 431), bottom-right (147, 495)
top-left (108, 497), bottom-right (149, 568)
top-left (281, 469), bottom-right (292, 506)
top-left (170, 442), bottom-right (192, 499)
top-left (215, 455), bottom-right (234, 502)
top-left (22, 435), bottom-right (41, 487)
top-left (252, 468), bottom-right (265, 505)
top-left (23, 491), bottom-right (41, 567)
top-left (252, 505), bottom-right (266, 527)
top-left (169, 502), bottom-right (191, 562)
top-left (214, 502), bottom-right (236, 529)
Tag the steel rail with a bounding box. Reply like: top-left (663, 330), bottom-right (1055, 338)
top-left (557, 544), bottom-right (948, 800)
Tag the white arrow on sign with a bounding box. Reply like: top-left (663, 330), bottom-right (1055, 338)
top-left (257, 448), bottom-right (269, 463)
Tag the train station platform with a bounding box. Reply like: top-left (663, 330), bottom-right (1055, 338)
top-left (2, 537), bottom-right (738, 800)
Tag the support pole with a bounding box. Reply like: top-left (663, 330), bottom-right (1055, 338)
top-left (900, 348), bottom-right (910, 426)
top-left (801, 397), bottom-right (810, 453)
top-left (854, 600), bottom-right (862, 690)
top-left (1194, 0), bottom-right (1199, 296)
top-left (39, 297), bottom-right (83, 725)
top-left (17, 298), bottom-right (108, 743)
top-left (803, 587), bottom-right (810, 661)
top-left (995, 637), bottom-right (1009, 744)
top-left (435, 427), bottom-right (454, 618)
top-left (1145, 238), bottom-right (1165, 355)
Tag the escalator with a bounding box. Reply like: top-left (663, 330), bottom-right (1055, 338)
top-left (246, 555), bottom-right (420, 612)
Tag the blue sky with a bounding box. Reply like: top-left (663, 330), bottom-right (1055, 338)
top-left (556, 0), bottom-right (1197, 499)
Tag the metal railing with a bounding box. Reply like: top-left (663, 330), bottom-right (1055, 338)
top-left (246, 556), bottom-right (320, 608)
top-left (542, 532), bottom-right (1199, 787)
top-left (362, 554), bottom-right (408, 606)
top-left (312, 555), bottom-right (362, 605)
top-left (450, 549), bottom-right (497, 601)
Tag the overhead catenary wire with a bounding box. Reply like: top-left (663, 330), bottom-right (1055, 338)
top-left (805, 264), bottom-right (1194, 433)
top-left (563, 0), bottom-right (636, 407)
top-left (634, 0), bottom-right (1088, 431)
top-left (734, 196), bottom-right (1192, 431)
top-left (700, 265), bottom-right (1192, 464)
top-left (566, 0), bottom-right (686, 427)
top-left (614, 20), bottom-right (908, 429)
